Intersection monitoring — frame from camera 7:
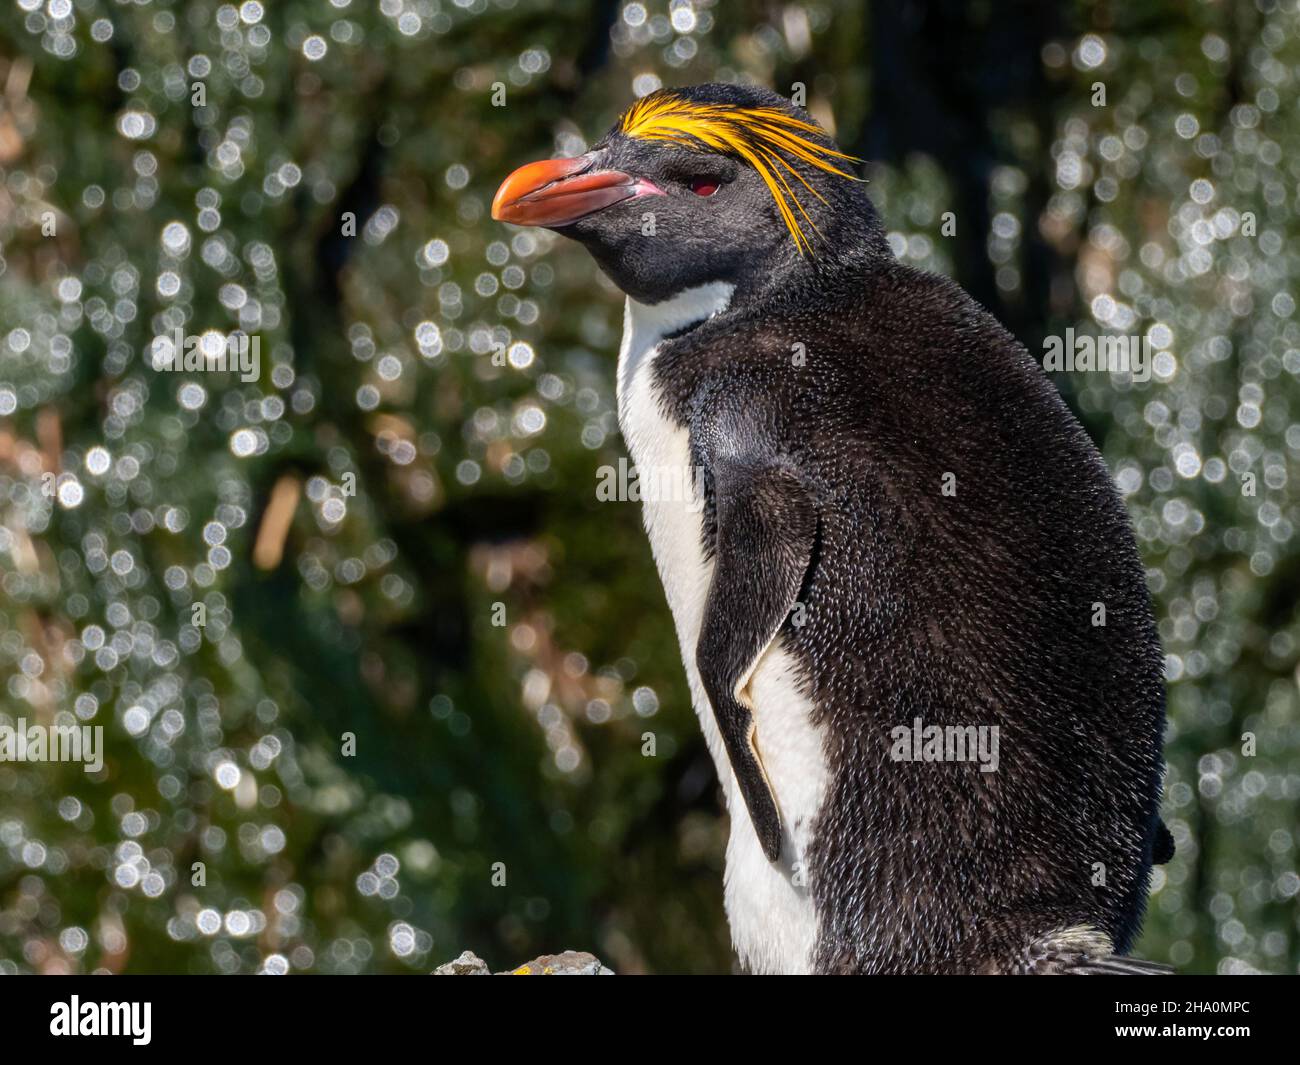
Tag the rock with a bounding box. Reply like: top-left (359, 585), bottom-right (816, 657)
top-left (499, 950), bottom-right (613, 975)
top-left (433, 949), bottom-right (613, 975)
top-left (433, 950), bottom-right (490, 975)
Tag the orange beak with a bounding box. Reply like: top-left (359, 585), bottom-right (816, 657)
top-left (491, 154), bottom-right (663, 228)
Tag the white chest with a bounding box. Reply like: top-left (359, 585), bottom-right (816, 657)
top-left (614, 285), bottom-right (828, 974)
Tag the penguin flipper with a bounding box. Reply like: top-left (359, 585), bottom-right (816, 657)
top-left (695, 455), bottom-right (816, 864)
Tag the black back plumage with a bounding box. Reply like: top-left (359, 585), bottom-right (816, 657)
top-left (652, 248), bottom-right (1168, 975)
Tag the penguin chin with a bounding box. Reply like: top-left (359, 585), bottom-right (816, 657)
top-left (576, 233), bottom-right (720, 306)
top-left (574, 223), bottom-right (776, 307)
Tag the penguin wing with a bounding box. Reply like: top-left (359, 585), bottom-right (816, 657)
top-left (695, 453), bottom-right (816, 863)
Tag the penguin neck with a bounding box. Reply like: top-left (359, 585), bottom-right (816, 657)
top-left (617, 280), bottom-right (735, 411)
top-left (730, 240), bottom-right (886, 312)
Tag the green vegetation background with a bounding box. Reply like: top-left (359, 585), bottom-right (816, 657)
top-left (0, 0), bottom-right (1296, 974)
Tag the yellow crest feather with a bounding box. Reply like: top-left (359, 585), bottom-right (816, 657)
top-left (619, 90), bottom-right (863, 255)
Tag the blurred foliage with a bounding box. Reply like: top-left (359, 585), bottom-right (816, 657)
top-left (0, 0), bottom-right (1296, 974)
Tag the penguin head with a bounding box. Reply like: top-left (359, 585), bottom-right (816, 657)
top-left (492, 84), bottom-right (887, 305)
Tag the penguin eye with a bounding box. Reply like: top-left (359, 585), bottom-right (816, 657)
top-left (689, 178), bottom-right (720, 197)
